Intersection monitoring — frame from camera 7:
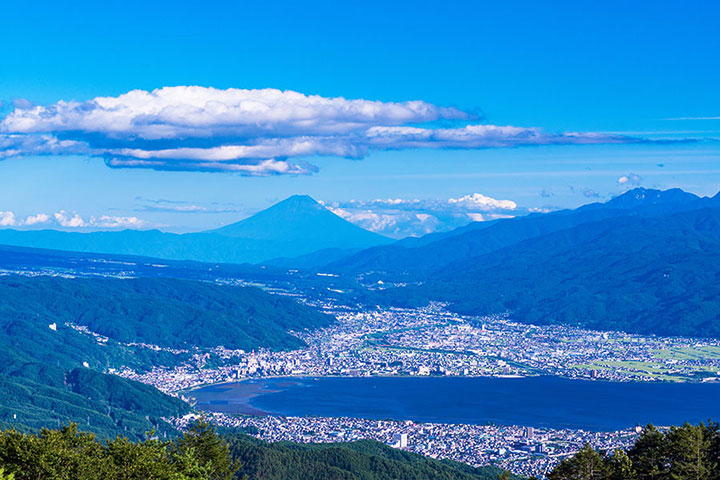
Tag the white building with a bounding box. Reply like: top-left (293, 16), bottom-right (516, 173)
top-left (391, 433), bottom-right (408, 448)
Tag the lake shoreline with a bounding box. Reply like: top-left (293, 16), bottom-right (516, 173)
top-left (188, 375), bottom-right (720, 431)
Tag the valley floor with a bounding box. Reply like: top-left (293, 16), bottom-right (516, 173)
top-left (118, 303), bottom-right (720, 393)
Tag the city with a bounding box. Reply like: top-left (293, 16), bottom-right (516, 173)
top-left (118, 302), bottom-right (720, 394)
top-left (109, 300), bottom-right (719, 477)
top-left (174, 412), bottom-right (641, 478)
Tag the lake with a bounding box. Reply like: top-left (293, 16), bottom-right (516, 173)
top-left (190, 376), bottom-right (720, 431)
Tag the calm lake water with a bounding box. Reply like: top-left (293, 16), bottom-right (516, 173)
top-left (190, 376), bottom-right (720, 431)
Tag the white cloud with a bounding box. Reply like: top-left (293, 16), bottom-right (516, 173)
top-left (23, 213), bottom-right (50, 225)
top-left (0, 134), bottom-right (87, 159)
top-left (324, 192), bottom-right (529, 238)
top-left (89, 215), bottom-right (146, 228)
top-left (617, 173), bottom-right (643, 186)
top-left (1, 86), bottom-right (463, 139)
top-left (468, 213), bottom-right (515, 222)
top-left (0, 86), bottom-right (642, 175)
top-left (51, 211), bottom-right (148, 229)
top-left (448, 193), bottom-right (517, 210)
top-left (663, 116), bottom-right (720, 121)
top-left (0, 211), bottom-right (16, 226)
top-left (0, 209), bottom-right (149, 229)
top-left (53, 211), bottom-right (85, 227)
top-left (135, 197), bottom-right (240, 214)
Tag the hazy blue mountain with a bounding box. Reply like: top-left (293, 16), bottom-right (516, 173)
top-left (326, 188), bottom-right (712, 277)
top-left (577, 187), bottom-right (701, 213)
top-left (380, 206), bottom-right (720, 338)
top-left (0, 243), bottom-right (365, 306)
top-left (209, 194), bottom-right (389, 246)
top-left (264, 246), bottom-right (365, 269)
top-left (0, 195), bottom-right (390, 264)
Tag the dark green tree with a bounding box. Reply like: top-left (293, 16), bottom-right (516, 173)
top-left (0, 423), bottom-right (215, 480)
top-left (606, 448), bottom-right (635, 480)
top-left (0, 424), bottom-right (111, 480)
top-left (665, 422), bottom-right (715, 480)
top-left (547, 444), bottom-right (610, 480)
top-left (176, 418), bottom-right (242, 480)
top-left (628, 425), bottom-right (670, 480)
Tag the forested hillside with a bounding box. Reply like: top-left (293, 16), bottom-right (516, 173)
top-left (344, 190), bottom-right (720, 339)
top-left (0, 274), bottom-right (331, 439)
top-left (0, 275), bottom-right (331, 352)
top-left (225, 433), bottom-right (518, 480)
top-left (416, 207), bottom-right (720, 338)
top-left (0, 369), bottom-right (189, 440)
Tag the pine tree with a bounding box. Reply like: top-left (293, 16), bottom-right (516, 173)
top-left (666, 422), bottom-right (714, 480)
top-left (606, 448), bottom-right (636, 480)
top-left (547, 444), bottom-right (609, 480)
top-left (629, 425), bottom-right (669, 480)
top-left (176, 417), bottom-right (243, 480)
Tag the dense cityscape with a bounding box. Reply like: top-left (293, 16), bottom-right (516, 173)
top-left (119, 301), bottom-right (720, 394)
top-left (108, 299), bottom-right (719, 478)
top-left (174, 412), bottom-right (641, 478)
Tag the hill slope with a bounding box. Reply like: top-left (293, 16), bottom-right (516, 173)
top-left (0, 276), bottom-right (331, 354)
top-left (226, 433), bottom-right (519, 480)
top-left (0, 275), bottom-right (331, 439)
top-left (0, 368), bottom-right (189, 440)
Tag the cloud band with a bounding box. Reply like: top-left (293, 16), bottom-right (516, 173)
top-left (1, 86), bottom-right (642, 175)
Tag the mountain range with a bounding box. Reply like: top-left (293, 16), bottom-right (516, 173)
top-left (2, 186), bottom-right (720, 441)
top-left (322, 188), bottom-right (720, 277)
top-left (0, 195), bottom-right (391, 264)
top-left (324, 187), bottom-right (720, 339)
top-left (2, 187), bottom-right (719, 340)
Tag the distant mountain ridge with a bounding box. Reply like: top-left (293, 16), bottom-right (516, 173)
top-left (344, 187), bottom-right (720, 339)
top-left (322, 188), bottom-right (719, 276)
top-left (409, 206), bottom-right (720, 338)
top-left (0, 195), bottom-right (391, 264)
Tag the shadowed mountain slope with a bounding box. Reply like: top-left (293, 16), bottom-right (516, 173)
top-left (325, 188), bottom-right (713, 277)
top-left (381, 205), bottom-right (720, 338)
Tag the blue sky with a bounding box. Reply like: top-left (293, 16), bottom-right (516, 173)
top-left (0, 0), bottom-right (718, 236)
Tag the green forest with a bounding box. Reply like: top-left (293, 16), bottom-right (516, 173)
top-left (0, 275), bottom-right (331, 352)
top-left (547, 422), bottom-right (720, 480)
top-left (0, 368), bottom-right (189, 440)
top-left (374, 208), bottom-right (720, 339)
top-left (2, 419), bottom-right (719, 479)
top-left (0, 419), bottom-right (516, 480)
top-left (0, 275), bottom-right (333, 439)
